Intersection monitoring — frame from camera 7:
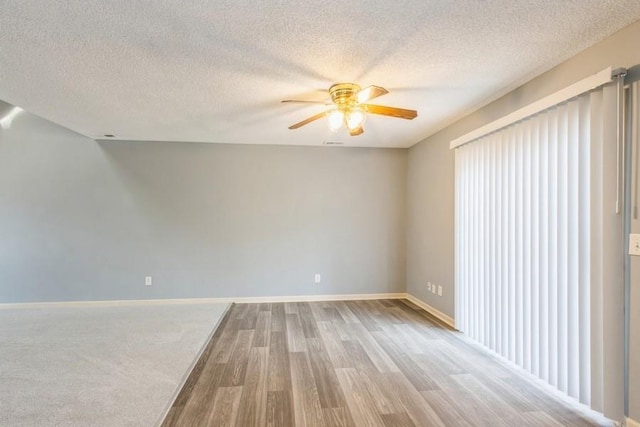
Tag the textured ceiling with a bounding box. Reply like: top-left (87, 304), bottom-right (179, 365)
top-left (1, 1), bottom-right (640, 148)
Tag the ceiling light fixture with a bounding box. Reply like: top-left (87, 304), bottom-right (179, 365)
top-left (327, 108), bottom-right (344, 132)
top-left (283, 83), bottom-right (417, 136)
top-left (345, 106), bottom-right (366, 131)
top-left (326, 105), bottom-right (366, 132)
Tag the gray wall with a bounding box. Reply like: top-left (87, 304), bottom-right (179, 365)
top-left (406, 19), bottom-right (640, 421)
top-left (0, 112), bottom-right (406, 302)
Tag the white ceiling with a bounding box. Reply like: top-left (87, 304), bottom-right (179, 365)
top-left (1, 1), bottom-right (640, 148)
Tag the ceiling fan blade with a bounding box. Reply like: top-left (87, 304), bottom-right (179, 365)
top-left (364, 104), bottom-right (418, 120)
top-left (356, 85), bottom-right (389, 103)
top-left (282, 99), bottom-right (331, 105)
top-left (349, 126), bottom-right (364, 136)
top-left (288, 112), bottom-right (327, 129)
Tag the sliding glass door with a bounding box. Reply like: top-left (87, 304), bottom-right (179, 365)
top-left (454, 81), bottom-right (625, 420)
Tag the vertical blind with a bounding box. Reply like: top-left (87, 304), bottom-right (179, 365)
top-left (454, 82), bottom-right (624, 420)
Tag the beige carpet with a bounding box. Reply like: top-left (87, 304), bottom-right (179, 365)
top-left (0, 301), bottom-right (228, 426)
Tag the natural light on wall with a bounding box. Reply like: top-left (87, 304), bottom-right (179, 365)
top-left (0, 105), bottom-right (23, 130)
top-left (452, 69), bottom-right (625, 422)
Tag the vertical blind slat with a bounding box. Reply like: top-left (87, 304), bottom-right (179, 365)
top-left (501, 132), bottom-right (509, 358)
top-left (516, 125), bottom-right (524, 367)
top-left (531, 118), bottom-right (541, 378)
top-left (539, 114), bottom-right (550, 383)
top-left (578, 94), bottom-right (591, 404)
top-left (508, 127), bottom-right (516, 363)
top-left (557, 103), bottom-right (569, 394)
top-left (489, 136), bottom-right (497, 350)
top-left (589, 90), bottom-right (604, 412)
top-left (567, 99), bottom-right (580, 399)
top-left (548, 110), bottom-right (559, 388)
top-left (523, 120), bottom-right (532, 373)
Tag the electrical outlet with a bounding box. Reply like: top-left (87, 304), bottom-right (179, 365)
top-left (145, 276), bottom-right (152, 286)
top-left (438, 285), bottom-right (443, 296)
top-left (431, 284), bottom-right (436, 294)
top-left (314, 273), bottom-right (321, 284)
top-left (427, 282), bottom-right (432, 291)
top-left (630, 234), bottom-right (640, 256)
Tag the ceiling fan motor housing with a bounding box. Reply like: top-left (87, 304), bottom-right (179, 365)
top-left (329, 83), bottom-right (361, 107)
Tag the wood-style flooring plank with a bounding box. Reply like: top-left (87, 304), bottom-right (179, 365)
top-left (251, 310), bottom-right (271, 348)
top-left (388, 323), bottom-right (436, 353)
top-left (333, 301), bottom-right (361, 324)
top-left (177, 362), bottom-right (227, 425)
top-left (285, 313), bottom-right (307, 352)
top-left (378, 299), bottom-right (398, 308)
top-left (380, 412), bottom-right (416, 427)
top-left (431, 374), bottom-right (513, 426)
top-left (266, 390), bottom-right (294, 427)
top-left (298, 302), bottom-right (320, 338)
top-left (206, 386), bottom-right (243, 427)
top-left (309, 302), bottom-right (330, 322)
top-left (270, 303), bottom-right (286, 333)
top-left (258, 303), bottom-right (272, 312)
top-left (350, 367), bottom-right (405, 415)
top-left (411, 352), bottom-right (463, 390)
top-left (322, 407), bottom-right (356, 427)
top-left (219, 329), bottom-right (254, 387)
top-left (382, 371), bottom-right (446, 427)
top-left (238, 303), bottom-right (260, 330)
top-left (519, 411), bottom-right (566, 427)
top-left (341, 339), bottom-right (377, 370)
top-left (420, 390), bottom-right (474, 427)
top-left (450, 373), bottom-right (520, 420)
top-left (284, 302), bottom-right (298, 314)
top-left (266, 330), bottom-right (291, 392)
top-left (306, 338), bottom-right (348, 409)
top-left (335, 368), bottom-right (387, 427)
top-left (290, 351), bottom-right (325, 427)
top-left (371, 330), bottom-right (436, 389)
top-left (234, 347), bottom-right (268, 427)
top-left (344, 300), bottom-right (381, 332)
top-left (342, 323), bottom-right (399, 373)
top-left (323, 306), bottom-right (345, 323)
top-left (316, 321), bottom-right (353, 369)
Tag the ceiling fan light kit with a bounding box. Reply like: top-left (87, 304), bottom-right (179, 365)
top-left (345, 106), bottom-right (366, 132)
top-left (326, 108), bottom-right (344, 132)
top-left (284, 83), bottom-right (417, 137)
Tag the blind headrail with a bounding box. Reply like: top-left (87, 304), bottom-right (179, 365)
top-left (450, 67), bottom-right (616, 149)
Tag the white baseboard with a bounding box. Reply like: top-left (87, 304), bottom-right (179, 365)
top-left (0, 292), bottom-right (407, 309)
top-left (229, 293), bottom-right (407, 304)
top-left (627, 417), bottom-right (640, 427)
top-left (0, 293), bottom-right (458, 331)
top-left (405, 293), bottom-right (455, 328)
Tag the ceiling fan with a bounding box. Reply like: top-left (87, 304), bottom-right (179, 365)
top-left (282, 83), bottom-right (418, 136)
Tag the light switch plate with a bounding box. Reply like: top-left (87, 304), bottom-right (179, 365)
top-left (630, 234), bottom-right (640, 256)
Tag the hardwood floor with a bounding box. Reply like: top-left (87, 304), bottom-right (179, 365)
top-left (162, 300), bottom-right (610, 427)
